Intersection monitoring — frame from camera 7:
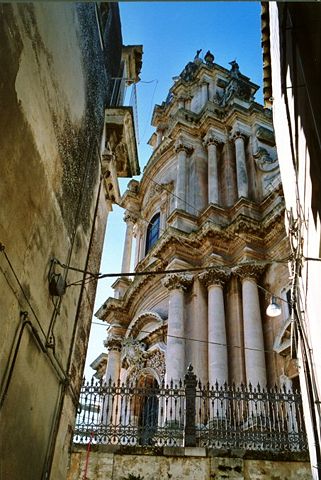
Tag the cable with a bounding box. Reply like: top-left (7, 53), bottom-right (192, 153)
top-left (140, 79), bottom-right (159, 143)
top-left (0, 244), bottom-right (76, 394)
top-left (90, 320), bottom-right (291, 356)
top-left (0, 244), bottom-right (46, 338)
top-left (56, 257), bottom-right (291, 292)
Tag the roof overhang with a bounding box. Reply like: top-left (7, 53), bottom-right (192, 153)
top-left (105, 106), bottom-right (140, 177)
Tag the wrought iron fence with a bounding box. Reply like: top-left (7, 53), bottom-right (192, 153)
top-left (74, 366), bottom-right (308, 453)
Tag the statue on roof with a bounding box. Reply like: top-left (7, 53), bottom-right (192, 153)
top-left (180, 60), bottom-right (199, 82)
top-left (229, 60), bottom-right (240, 79)
top-left (204, 50), bottom-right (215, 66)
top-left (195, 49), bottom-right (202, 59)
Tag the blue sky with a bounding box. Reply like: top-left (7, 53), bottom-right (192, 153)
top-left (84, 1), bottom-right (263, 377)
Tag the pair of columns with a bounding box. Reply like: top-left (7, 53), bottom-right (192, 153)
top-left (200, 265), bottom-right (266, 387)
top-left (203, 130), bottom-right (249, 204)
top-left (163, 265), bottom-right (267, 388)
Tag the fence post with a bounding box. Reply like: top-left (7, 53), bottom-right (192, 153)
top-left (184, 364), bottom-right (197, 447)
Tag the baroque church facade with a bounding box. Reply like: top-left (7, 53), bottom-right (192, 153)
top-left (95, 51), bottom-right (297, 394)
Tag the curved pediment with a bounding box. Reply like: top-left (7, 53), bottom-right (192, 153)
top-left (126, 310), bottom-right (166, 339)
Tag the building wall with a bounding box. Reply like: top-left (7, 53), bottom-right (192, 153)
top-left (0, 3), bottom-right (122, 479)
top-left (267, 3), bottom-right (321, 478)
top-left (68, 446), bottom-right (311, 480)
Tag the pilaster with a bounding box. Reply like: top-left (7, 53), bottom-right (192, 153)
top-left (231, 130), bottom-right (249, 199)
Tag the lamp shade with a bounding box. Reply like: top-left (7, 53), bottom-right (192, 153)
top-left (266, 296), bottom-right (282, 317)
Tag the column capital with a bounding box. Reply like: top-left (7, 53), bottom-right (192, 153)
top-left (233, 263), bottom-right (265, 281)
top-left (175, 140), bottom-right (193, 155)
top-left (199, 267), bottom-right (230, 288)
top-left (203, 129), bottom-right (225, 148)
top-left (124, 211), bottom-right (137, 225)
top-left (231, 130), bottom-right (247, 143)
top-left (203, 135), bottom-right (223, 148)
top-left (104, 334), bottom-right (123, 352)
top-left (162, 273), bottom-right (193, 291)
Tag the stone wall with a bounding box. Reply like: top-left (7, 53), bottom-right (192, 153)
top-left (0, 3), bottom-right (122, 480)
top-left (68, 446), bottom-right (311, 480)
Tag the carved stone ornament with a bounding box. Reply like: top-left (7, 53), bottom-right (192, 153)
top-left (144, 182), bottom-right (163, 206)
top-left (124, 211), bottom-right (138, 225)
top-left (162, 273), bottom-right (193, 291)
top-left (253, 148), bottom-right (279, 173)
top-left (231, 130), bottom-right (247, 143)
top-left (233, 263), bottom-right (265, 281)
top-left (121, 337), bottom-right (146, 367)
top-left (104, 334), bottom-right (123, 352)
top-left (115, 137), bottom-right (128, 173)
top-left (203, 135), bottom-right (222, 148)
top-left (175, 140), bottom-right (193, 155)
top-left (145, 349), bottom-right (166, 379)
top-left (179, 61), bottom-right (199, 82)
top-left (199, 267), bottom-right (230, 288)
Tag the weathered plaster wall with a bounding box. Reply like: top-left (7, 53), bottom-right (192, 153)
top-left (268, 5), bottom-right (321, 477)
top-left (68, 446), bottom-right (311, 480)
top-left (0, 3), bottom-right (121, 479)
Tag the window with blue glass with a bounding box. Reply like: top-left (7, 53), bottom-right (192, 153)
top-left (145, 213), bottom-right (160, 254)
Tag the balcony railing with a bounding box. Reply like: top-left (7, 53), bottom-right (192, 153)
top-left (74, 366), bottom-right (308, 453)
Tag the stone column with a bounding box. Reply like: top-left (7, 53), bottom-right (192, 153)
top-left (121, 212), bottom-right (136, 274)
top-left (189, 278), bottom-right (208, 386)
top-left (133, 222), bottom-right (141, 267)
top-left (232, 131), bottom-right (249, 199)
top-left (204, 136), bottom-right (221, 205)
top-left (103, 335), bottom-right (122, 384)
top-left (236, 265), bottom-right (267, 387)
top-left (174, 141), bottom-right (193, 211)
top-left (102, 335), bottom-right (123, 425)
top-left (200, 268), bottom-right (229, 386)
top-left (201, 81), bottom-right (209, 107)
top-left (162, 273), bottom-right (193, 385)
top-left (226, 274), bottom-right (246, 385)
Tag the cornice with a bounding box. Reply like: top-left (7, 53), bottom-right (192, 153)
top-left (141, 137), bottom-right (174, 180)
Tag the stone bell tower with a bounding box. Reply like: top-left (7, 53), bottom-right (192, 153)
top-left (95, 50), bottom-right (296, 392)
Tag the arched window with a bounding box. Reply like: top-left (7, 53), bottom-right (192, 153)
top-left (145, 213), bottom-right (160, 254)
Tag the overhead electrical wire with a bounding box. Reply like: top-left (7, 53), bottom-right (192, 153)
top-left (90, 320), bottom-right (290, 356)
